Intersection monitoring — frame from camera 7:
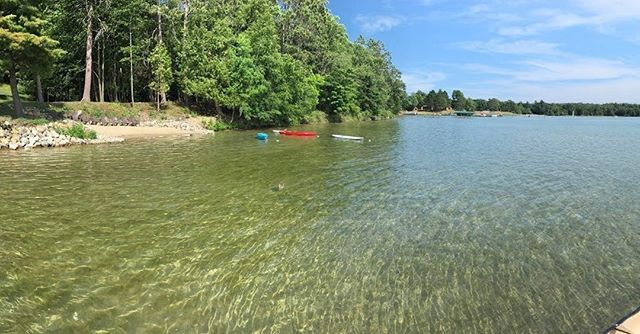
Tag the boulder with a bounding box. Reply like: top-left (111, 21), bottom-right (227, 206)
top-left (79, 113), bottom-right (89, 124)
top-left (71, 110), bottom-right (82, 122)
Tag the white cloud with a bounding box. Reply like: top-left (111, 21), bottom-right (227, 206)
top-left (388, 0), bottom-right (640, 102)
top-left (495, 0), bottom-right (640, 37)
top-left (402, 71), bottom-right (447, 92)
top-left (498, 12), bottom-right (592, 36)
top-left (463, 57), bottom-right (640, 82)
top-left (455, 39), bottom-right (562, 55)
top-left (464, 78), bottom-right (640, 103)
top-left (518, 58), bottom-right (639, 81)
top-left (356, 15), bottom-right (403, 33)
top-left (573, 0), bottom-right (640, 19)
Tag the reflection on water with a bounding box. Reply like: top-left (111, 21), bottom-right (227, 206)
top-left (1, 117), bottom-right (639, 333)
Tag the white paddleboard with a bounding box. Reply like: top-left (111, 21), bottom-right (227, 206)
top-left (332, 134), bottom-right (364, 141)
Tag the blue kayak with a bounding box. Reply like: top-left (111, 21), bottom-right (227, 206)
top-left (256, 133), bottom-right (269, 140)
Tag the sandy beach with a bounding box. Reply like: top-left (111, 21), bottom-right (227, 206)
top-left (87, 125), bottom-right (209, 138)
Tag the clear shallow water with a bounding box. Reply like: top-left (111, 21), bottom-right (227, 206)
top-left (1, 116), bottom-right (639, 333)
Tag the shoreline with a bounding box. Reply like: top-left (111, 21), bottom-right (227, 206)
top-left (86, 125), bottom-right (210, 139)
top-left (0, 119), bottom-right (213, 151)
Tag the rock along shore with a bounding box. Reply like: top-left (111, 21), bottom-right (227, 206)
top-left (0, 120), bottom-right (124, 151)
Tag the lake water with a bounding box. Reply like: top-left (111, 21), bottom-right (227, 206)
top-left (1, 116), bottom-right (639, 333)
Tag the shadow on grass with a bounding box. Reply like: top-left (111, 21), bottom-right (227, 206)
top-left (0, 99), bottom-right (65, 125)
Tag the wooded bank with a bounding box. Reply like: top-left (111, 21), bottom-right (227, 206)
top-left (1, 0), bottom-right (406, 127)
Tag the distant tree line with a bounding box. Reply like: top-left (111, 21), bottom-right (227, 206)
top-left (403, 89), bottom-right (640, 116)
top-left (1, 0), bottom-right (406, 125)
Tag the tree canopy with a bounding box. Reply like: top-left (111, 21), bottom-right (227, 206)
top-left (404, 88), bottom-right (640, 116)
top-left (1, 0), bottom-right (407, 126)
top-left (0, 0), bottom-right (63, 116)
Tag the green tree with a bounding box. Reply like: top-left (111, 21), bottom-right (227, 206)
top-left (487, 98), bottom-right (501, 111)
top-left (425, 90), bottom-right (436, 111)
top-left (352, 37), bottom-right (389, 117)
top-left (277, 0), bottom-right (349, 75)
top-left (434, 89), bottom-right (450, 111)
top-left (502, 100), bottom-right (517, 113)
top-left (149, 40), bottom-right (172, 112)
top-left (402, 94), bottom-right (418, 111)
top-left (451, 90), bottom-right (466, 111)
top-left (17, 0), bottom-right (407, 127)
top-left (413, 90), bottom-right (427, 109)
top-left (465, 98), bottom-right (477, 112)
top-left (319, 62), bottom-right (360, 119)
top-left (179, 1), bottom-right (233, 115)
top-left (0, 0), bottom-right (62, 116)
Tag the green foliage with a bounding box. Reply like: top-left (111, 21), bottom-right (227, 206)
top-left (412, 89), bottom-right (450, 112)
top-left (487, 98), bottom-right (501, 111)
top-left (25, 0), bottom-right (407, 127)
top-left (55, 123), bottom-right (97, 139)
top-left (0, 0), bottom-right (63, 66)
top-left (149, 40), bottom-right (173, 101)
top-left (10, 117), bottom-right (50, 126)
top-left (0, 0), bottom-right (64, 115)
top-left (202, 118), bottom-right (233, 132)
top-left (303, 110), bottom-right (328, 124)
top-left (465, 98), bottom-right (477, 112)
top-left (451, 90), bottom-right (466, 111)
top-left (319, 65), bottom-right (360, 118)
top-left (422, 89), bottom-right (640, 116)
top-left (402, 94), bottom-right (418, 111)
top-left (434, 90), bottom-right (450, 111)
top-left (413, 90), bottom-right (427, 109)
top-left (425, 90), bottom-right (436, 111)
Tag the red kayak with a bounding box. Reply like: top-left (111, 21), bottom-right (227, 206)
top-left (279, 130), bottom-right (317, 137)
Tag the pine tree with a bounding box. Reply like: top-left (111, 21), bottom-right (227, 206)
top-left (0, 0), bottom-right (62, 116)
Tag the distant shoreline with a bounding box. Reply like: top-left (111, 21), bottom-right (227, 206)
top-left (399, 111), bottom-right (633, 117)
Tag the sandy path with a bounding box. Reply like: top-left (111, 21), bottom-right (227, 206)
top-left (87, 125), bottom-right (207, 138)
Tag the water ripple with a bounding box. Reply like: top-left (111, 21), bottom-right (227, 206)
top-left (1, 117), bottom-right (639, 333)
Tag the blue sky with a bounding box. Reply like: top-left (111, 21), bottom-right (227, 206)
top-left (327, 0), bottom-right (640, 103)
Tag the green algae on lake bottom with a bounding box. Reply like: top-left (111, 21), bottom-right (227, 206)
top-left (1, 116), bottom-right (639, 333)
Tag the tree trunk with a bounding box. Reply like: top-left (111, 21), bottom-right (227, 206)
top-left (214, 101), bottom-right (223, 117)
top-left (157, 0), bottom-right (167, 105)
top-left (113, 62), bottom-right (119, 103)
top-left (36, 74), bottom-right (45, 103)
top-left (8, 62), bottom-right (24, 117)
top-left (98, 40), bottom-right (105, 102)
top-left (129, 28), bottom-right (134, 106)
top-left (183, 0), bottom-right (189, 35)
top-left (81, 1), bottom-right (94, 102)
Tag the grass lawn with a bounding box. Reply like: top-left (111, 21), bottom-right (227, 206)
top-left (0, 84), bottom-right (195, 125)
